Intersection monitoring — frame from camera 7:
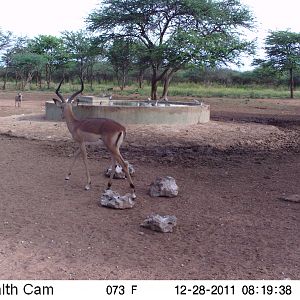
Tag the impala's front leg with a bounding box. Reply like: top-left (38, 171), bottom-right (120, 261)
top-left (80, 143), bottom-right (92, 190)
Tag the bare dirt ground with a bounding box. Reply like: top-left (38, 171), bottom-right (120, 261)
top-left (0, 91), bottom-right (299, 280)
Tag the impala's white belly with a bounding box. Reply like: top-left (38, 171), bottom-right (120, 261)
top-left (76, 131), bottom-right (103, 145)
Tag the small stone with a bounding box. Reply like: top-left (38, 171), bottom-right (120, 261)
top-left (141, 214), bottom-right (177, 233)
top-left (149, 176), bottom-right (178, 197)
top-left (279, 194), bottom-right (300, 203)
top-left (100, 189), bottom-right (136, 209)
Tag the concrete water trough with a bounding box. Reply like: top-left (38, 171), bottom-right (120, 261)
top-left (45, 96), bottom-right (210, 125)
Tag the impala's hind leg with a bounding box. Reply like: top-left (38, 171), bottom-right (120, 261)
top-left (114, 152), bottom-right (136, 198)
top-left (107, 157), bottom-right (116, 190)
top-left (105, 134), bottom-right (136, 198)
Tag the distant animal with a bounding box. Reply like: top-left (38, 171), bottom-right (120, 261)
top-left (15, 93), bottom-right (23, 107)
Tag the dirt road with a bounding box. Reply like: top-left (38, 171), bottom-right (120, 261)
top-left (0, 92), bottom-right (299, 279)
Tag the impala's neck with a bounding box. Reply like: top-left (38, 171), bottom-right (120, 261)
top-left (64, 103), bottom-right (78, 132)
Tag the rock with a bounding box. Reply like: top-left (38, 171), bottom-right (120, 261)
top-left (141, 214), bottom-right (177, 233)
top-left (279, 194), bottom-right (300, 203)
top-left (105, 162), bottom-right (135, 179)
top-left (100, 189), bottom-right (136, 209)
top-left (149, 176), bottom-right (178, 197)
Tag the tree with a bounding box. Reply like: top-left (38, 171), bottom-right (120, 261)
top-left (107, 38), bottom-right (136, 90)
top-left (61, 30), bottom-right (101, 87)
top-left (1, 36), bottom-right (29, 89)
top-left (87, 0), bottom-right (255, 99)
top-left (0, 30), bottom-right (13, 89)
top-left (0, 29), bottom-right (12, 51)
top-left (11, 52), bottom-right (47, 89)
top-left (258, 30), bottom-right (300, 98)
top-left (28, 35), bottom-right (65, 88)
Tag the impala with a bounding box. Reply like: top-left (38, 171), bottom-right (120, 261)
top-left (15, 92), bottom-right (23, 107)
top-left (53, 77), bottom-right (136, 198)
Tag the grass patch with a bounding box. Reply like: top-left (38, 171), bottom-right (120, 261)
top-left (166, 83), bottom-right (300, 99)
top-left (2, 80), bottom-right (300, 99)
top-left (105, 82), bottom-right (300, 99)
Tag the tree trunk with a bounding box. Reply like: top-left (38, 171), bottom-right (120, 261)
top-left (151, 67), bottom-right (159, 100)
top-left (26, 72), bottom-right (33, 89)
top-left (115, 69), bottom-right (122, 90)
top-left (39, 72), bottom-right (42, 89)
top-left (46, 64), bottom-right (50, 89)
top-left (151, 79), bottom-right (158, 100)
top-left (89, 63), bottom-right (94, 90)
top-left (121, 71), bottom-right (126, 91)
top-left (289, 68), bottom-right (294, 99)
top-left (161, 68), bottom-right (177, 100)
top-left (138, 69), bottom-right (144, 89)
top-left (15, 72), bottom-right (18, 89)
top-left (2, 66), bottom-right (8, 90)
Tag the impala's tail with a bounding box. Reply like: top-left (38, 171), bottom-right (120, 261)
top-left (115, 130), bottom-right (126, 148)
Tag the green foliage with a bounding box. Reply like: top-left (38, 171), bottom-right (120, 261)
top-left (27, 35), bottom-right (67, 88)
top-left (87, 0), bottom-right (256, 99)
top-left (10, 52), bottom-right (47, 89)
top-left (2, 2), bottom-right (300, 100)
top-left (61, 30), bottom-right (104, 86)
top-left (0, 29), bottom-right (12, 51)
top-left (107, 38), bottom-right (136, 89)
top-left (255, 30), bottom-right (300, 98)
top-left (264, 30), bottom-right (300, 70)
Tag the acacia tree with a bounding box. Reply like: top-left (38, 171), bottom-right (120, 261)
top-left (11, 52), bottom-right (47, 89)
top-left (0, 29), bottom-right (13, 89)
top-left (0, 29), bottom-right (12, 51)
top-left (87, 0), bottom-right (255, 99)
top-left (1, 36), bottom-right (29, 89)
top-left (107, 38), bottom-right (136, 90)
top-left (61, 30), bottom-right (101, 87)
top-left (259, 30), bottom-right (300, 98)
top-left (28, 35), bottom-right (65, 88)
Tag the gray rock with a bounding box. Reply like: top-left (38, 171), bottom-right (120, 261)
top-left (279, 194), bottom-right (300, 203)
top-left (149, 176), bottom-right (178, 197)
top-left (105, 162), bottom-right (135, 179)
top-left (100, 189), bottom-right (136, 209)
top-left (141, 214), bottom-right (177, 233)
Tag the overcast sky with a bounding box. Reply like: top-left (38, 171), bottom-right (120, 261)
top-left (0, 0), bottom-right (99, 37)
top-left (1, 0), bottom-right (300, 70)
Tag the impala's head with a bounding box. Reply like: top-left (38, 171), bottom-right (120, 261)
top-left (53, 77), bottom-right (84, 118)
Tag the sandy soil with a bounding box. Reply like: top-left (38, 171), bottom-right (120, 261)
top-left (0, 91), bottom-right (299, 280)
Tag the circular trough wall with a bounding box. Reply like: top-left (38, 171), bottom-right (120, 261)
top-left (45, 100), bottom-right (210, 125)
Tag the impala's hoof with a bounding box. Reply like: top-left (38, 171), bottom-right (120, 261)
top-left (65, 176), bottom-right (70, 180)
top-left (85, 185), bottom-right (90, 191)
top-left (132, 193), bottom-right (137, 199)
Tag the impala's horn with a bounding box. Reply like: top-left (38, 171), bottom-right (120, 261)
top-left (55, 78), bottom-right (65, 103)
top-left (68, 76), bottom-right (84, 103)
